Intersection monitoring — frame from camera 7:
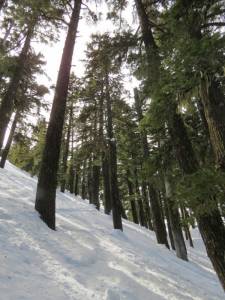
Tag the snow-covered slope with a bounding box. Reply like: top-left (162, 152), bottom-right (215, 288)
top-left (0, 162), bottom-right (224, 300)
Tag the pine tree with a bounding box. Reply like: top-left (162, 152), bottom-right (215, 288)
top-left (35, 0), bottom-right (82, 229)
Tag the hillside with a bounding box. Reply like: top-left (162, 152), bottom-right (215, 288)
top-left (0, 162), bottom-right (224, 300)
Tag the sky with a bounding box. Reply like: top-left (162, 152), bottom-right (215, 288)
top-left (3, 1), bottom-right (138, 144)
top-left (33, 1), bottom-right (138, 114)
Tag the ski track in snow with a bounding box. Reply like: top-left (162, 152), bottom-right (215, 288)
top-left (0, 162), bottom-right (224, 300)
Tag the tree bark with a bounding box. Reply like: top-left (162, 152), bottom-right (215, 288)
top-left (35, 0), bottom-right (82, 229)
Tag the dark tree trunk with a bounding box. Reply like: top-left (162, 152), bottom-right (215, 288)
top-left (134, 169), bottom-right (147, 227)
top-left (68, 161), bottom-right (75, 194)
top-left (68, 129), bottom-right (75, 194)
top-left (141, 182), bottom-right (153, 230)
top-left (200, 77), bottom-right (225, 170)
top-left (105, 71), bottom-right (123, 230)
top-left (35, 0), bottom-right (82, 230)
top-left (0, 24), bottom-right (34, 152)
top-left (165, 175), bottom-right (188, 260)
top-left (92, 161), bottom-right (100, 210)
top-left (60, 108), bottom-right (72, 193)
top-left (148, 185), bottom-right (169, 248)
top-left (180, 205), bottom-right (194, 247)
top-left (126, 170), bottom-right (139, 224)
top-left (164, 200), bottom-right (175, 251)
top-left (74, 164), bottom-right (80, 196)
top-left (170, 108), bottom-right (225, 290)
top-left (87, 160), bottom-right (93, 203)
top-left (0, 110), bottom-right (19, 168)
top-left (102, 153), bottom-right (112, 215)
top-left (81, 160), bottom-right (87, 199)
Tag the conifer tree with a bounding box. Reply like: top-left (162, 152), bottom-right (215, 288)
top-left (35, 0), bottom-right (82, 229)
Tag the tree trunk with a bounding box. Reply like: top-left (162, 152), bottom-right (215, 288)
top-left (200, 77), bottom-right (225, 170)
top-left (35, 0), bottom-right (82, 230)
top-left (134, 169), bottom-right (147, 227)
top-left (68, 161), bottom-right (75, 194)
top-left (0, 23), bottom-right (34, 152)
top-left (105, 71), bottom-right (123, 230)
top-left (126, 170), bottom-right (139, 224)
top-left (148, 185), bottom-right (169, 248)
top-left (180, 205), bottom-right (194, 247)
top-left (92, 161), bottom-right (100, 210)
top-left (102, 153), bottom-right (112, 214)
top-left (87, 160), bottom-right (93, 203)
top-left (81, 160), bottom-right (87, 199)
top-left (141, 182), bottom-right (153, 230)
top-left (164, 200), bottom-right (175, 251)
top-left (74, 164), bottom-right (80, 196)
top-left (0, 110), bottom-right (19, 168)
top-left (60, 109), bottom-right (72, 193)
top-left (165, 175), bottom-right (188, 260)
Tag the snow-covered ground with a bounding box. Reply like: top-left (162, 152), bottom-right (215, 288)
top-left (0, 162), bottom-right (224, 300)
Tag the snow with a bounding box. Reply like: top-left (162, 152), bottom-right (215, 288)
top-left (0, 162), bottom-right (224, 300)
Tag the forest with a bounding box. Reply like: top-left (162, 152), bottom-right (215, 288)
top-left (0, 0), bottom-right (225, 295)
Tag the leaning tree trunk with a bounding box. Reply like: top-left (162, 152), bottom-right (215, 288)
top-left (35, 0), bottom-right (82, 229)
top-left (0, 110), bottom-right (20, 168)
top-left (0, 23), bottom-right (34, 152)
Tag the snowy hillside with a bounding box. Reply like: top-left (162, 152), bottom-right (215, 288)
top-left (0, 162), bottom-right (224, 300)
